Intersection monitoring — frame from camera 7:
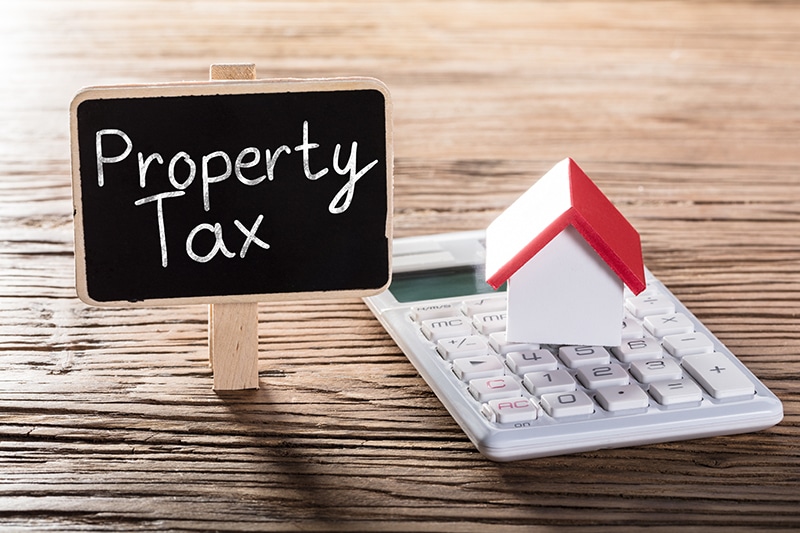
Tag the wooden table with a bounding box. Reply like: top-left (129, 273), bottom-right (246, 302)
top-left (2, 1), bottom-right (798, 530)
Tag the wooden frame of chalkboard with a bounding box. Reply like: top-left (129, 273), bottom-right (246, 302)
top-left (70, 78), bottom-right (392, 307)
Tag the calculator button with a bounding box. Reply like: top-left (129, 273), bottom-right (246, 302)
top-left (625, 293), bottom-right (675, 318)
top-left (558, 345), bottom-right (611, 368)
top-left (462, 297), bottom-right (506, 316)
top-left (612, 337), bottom-right (663, 363)
top-left (488, 332), bottom-right (539, 355)
top-left (621, 314), bottom-right (644, 340)
top-left (481, 397), bottom-right (538, 424)
top-left (625, 284), bottom-right (655, 299)
top-left (506, 349), bottom-right (558, 375)
top-left (629, 358), bottom-right (683, 384)
top-left (436, 335), bottom-right (490, 361)
top-left (662, 332), bottom-right (714, 357)
top-left (469, 376), bottom-right (522, 402)
top-left (576, 363), bottom-right (630, 389)
top-left (649, 379), bottom-right (704, 406)
top-left (643, 313), bottom-right (694, 337)
top-left (452, 356), bottom-right (505, 381)
top-left (523, 369), bottom-right (576, 396)
top-left (681, 353), bottom-right (755, 400)
top-left (420, 316), bottom-right (472, 341)
top-left (412, 303), bottom-right (459, 321)
top-left (595, 384), bottom-right (650, 412)
top-left (472, 311), bottom-right (507, 335)
top-left (540, 390), bottom-right (595, 418)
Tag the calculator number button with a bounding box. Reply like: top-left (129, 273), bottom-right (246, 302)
top-left (540, 390), bottom-right (595, 418)
top-left (612, 337), bottom-right (663, 363)
top-left (481, 398), bottom-right (538, 425)
top-left (469, 376), bottom-right (522, 402)
top-left (649, 379), bottom-right (704, 406)
top-left (620, 314), bottom-right (644, 340)
top-left (681, 353), bottom-right (755, 400)
top-left (523, 369), bottom-right (576, 396)
top-left (452, 356), bottom-right (504, 381)
top-left (558, 345), bottom-right (611, 368)
top-left (576, 364), bottom-right (629, 389)
top-left (629, 358), bottom-right (683, 384)
top-left (436, 335), bottom-right (490, 361)
top-left (420, 316), bottom-right (472, 341)
top-left (506, 349), bottom-right (558, 375)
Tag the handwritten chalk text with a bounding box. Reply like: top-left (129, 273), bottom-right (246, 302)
top-left (95, 122), bottom-right (379, 267)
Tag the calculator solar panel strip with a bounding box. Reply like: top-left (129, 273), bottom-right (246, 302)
top-left (364, 230), bottom-right (784, 461)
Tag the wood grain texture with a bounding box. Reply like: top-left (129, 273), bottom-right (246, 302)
top-left (1, 1), bottom-right (799, 530)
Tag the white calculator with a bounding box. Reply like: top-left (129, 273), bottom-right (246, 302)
top-left (364, 230), bottom-right (784, 461)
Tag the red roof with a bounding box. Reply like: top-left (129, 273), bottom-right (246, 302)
top-left (486, 158), bottom-right (646, 294)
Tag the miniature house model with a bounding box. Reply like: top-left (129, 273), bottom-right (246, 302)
top-left (486, 158), bottom-right (646, 347)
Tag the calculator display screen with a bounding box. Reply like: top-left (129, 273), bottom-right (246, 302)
top-left (388, 265), bottom-right (506, 303)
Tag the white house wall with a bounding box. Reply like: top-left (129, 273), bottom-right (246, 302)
top-left (506, 225), bottom-right (624, 347)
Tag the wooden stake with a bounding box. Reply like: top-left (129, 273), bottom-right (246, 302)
top-left (208, 63), bottom-right (259, 390)
top-left (209, 63), bottom-right (256, 81)
top-left (209, 302), bottom-right (259, 390)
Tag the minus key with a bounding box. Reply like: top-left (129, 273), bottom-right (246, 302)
top-left (662, 332), bottom-right (714, 357)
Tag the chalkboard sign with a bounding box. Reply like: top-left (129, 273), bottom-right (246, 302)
top-left (70, 78), bottom-right (392, 306)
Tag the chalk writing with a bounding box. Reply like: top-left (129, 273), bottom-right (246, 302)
top-left (94, 121), bottom-right (379, 267)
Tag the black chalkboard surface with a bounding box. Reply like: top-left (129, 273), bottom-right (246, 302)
top-left (70, 78), bottom-right (392, 306)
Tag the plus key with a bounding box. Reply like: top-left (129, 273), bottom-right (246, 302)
top-left (681, 352), bottom-right (755, 400)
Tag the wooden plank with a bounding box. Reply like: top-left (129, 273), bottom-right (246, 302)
top-left (1, 1), bottom-right (799, 530)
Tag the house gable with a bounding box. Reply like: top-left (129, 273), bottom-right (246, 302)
top-left (486, 158), bottom-right (645, 296)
